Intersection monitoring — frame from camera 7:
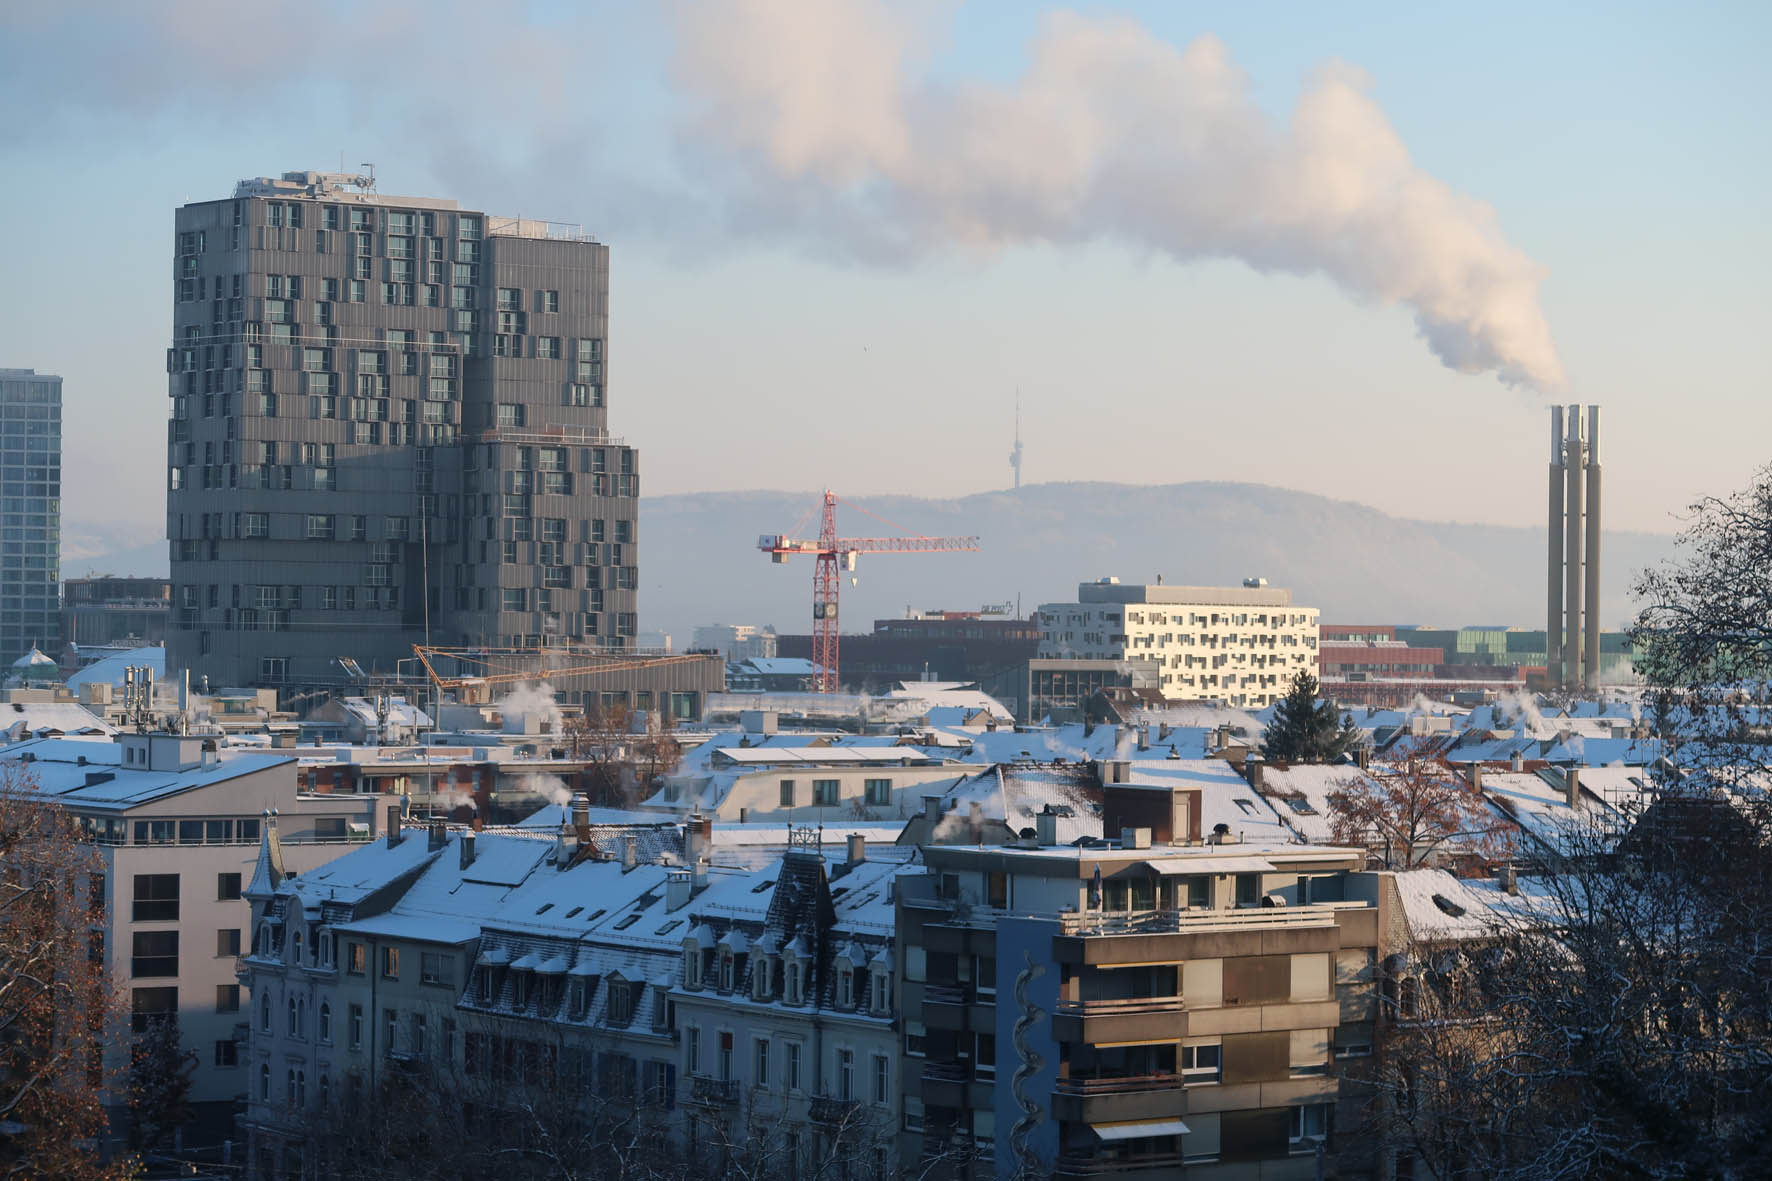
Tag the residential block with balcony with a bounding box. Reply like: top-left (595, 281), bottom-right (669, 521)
top-left (895, 783), bottom-right (1380, 1179)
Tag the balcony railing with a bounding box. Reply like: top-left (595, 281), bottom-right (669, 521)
top-left (921, 1062), bottom-right (970, 1083)
top-left (689, 1076), bottom-right (739, 1106)
top-left (1058, 905), bottom-right (1346, 937)
top-left (1055, 1152), bottom-right (1185, 1176)
top-left (809, 1096), bottom-right (861, 1126)
top-left (1055, 996), bottom-right (1185, 1017)
top-left (1053, 1071), bottom-right (1183, 1096)
top-left (924, 984), bottom-right (968, 1005)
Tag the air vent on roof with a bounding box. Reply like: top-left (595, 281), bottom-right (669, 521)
top-left (613, 914), bottom-right (641, 930)
top-left (565, 906), bottom-right (583, 919)
top-left (656, 920), bottom-right (683, 935)
top-left (750, 879), bottom-right (777, 894)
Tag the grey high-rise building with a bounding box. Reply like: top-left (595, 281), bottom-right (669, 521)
top-left (167, 172), bottom-right (639, 691)
top-left (0, 368), bottom-right (62, 662)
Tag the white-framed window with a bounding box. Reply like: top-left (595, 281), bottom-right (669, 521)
top-left (754, 1038), bottom-right (770, 1089)
top-left (785, 1041), bottom-right (802, 1091)
top-left (685, 1026), bottom-right (700, 1075)
top-left (1290, 1103), bottom-right (1330, 1150)
top-left (872, 1054), bottom-right (889, 1104)
top-left (1181, 1040), bottom-right (1222, 1084)
top-left (836, 1048), bottom-right (854, 1101)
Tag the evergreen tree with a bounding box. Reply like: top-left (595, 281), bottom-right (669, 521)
top-left (128, 1012), bottom-right (197, 1153)
top-left (1261, 672), bottom-right (1357, 763)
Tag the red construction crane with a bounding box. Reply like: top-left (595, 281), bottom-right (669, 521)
top-left (759, 490), bottom-right (980, 693)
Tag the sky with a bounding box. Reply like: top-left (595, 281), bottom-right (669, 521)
top-left (1, 0), bottom-right (1767, 542)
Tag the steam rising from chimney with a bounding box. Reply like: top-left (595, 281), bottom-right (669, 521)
top-left (671, 1), bottom-right (1567, 390)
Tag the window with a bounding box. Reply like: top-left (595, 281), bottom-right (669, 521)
top-left (779, 779), bottom-right (796, 807)
top-left (132, 874), bottom-right (179, 921)
top-left (495, 403), bottom-right (525, 428)
top-left (349, 1004), bottom-right (363, 1049)
top-left (540, 289), bottom-right (559, 313)
top-left (1290, 1028), bottom-right (1330, 1076)
top-left (421, 952), bottom-right (449, 986)
top-left (608, 980), bottom-right (634, 1023)
top-left (813, 780), bottom-right (839, 807)
top-left (131, 987), bottom-right (177, 1034)
top-left (319, 1002), bottom-right (332, 1043)
top-left (1181, 1040), bottom-right (1222, 1084)
top-left (718, 1031), bottom-right (734, 1081)
top-left (785, 1041), bottom-right (802, 1091)
top-left (217, 928), bottom-right (241, 957)
top-left (261, 991), bottom-right (273, 1032)
top-left (1235, 872), bottom-right (1262, 907)
top-left (260, 1064), bottom-right (271, 1102)
top-left (864, 778), bottom-right (891, 806)
top-left (872, 1054), bottom-right (889, 1104)
top-left (211, 983), bottom-right (239, 1013)
top-left (1290, 1103), bottom-right (1330, 1149)
top-left (536, 336), bottom-right (560, 359)
top-left (347, 943), bottom-right (366, 975)
top-left (381, 946), bottom-right (401, 980)
top-left (306, 514), bottom-right (335, 541)
top-left (384, 1009), bottom-right (399, 1058)
top-left (754, 1038), bottom-right (770, 1089)
top-left (837, 1048), bottom-right (854, 1101)
top-left (215, 1040), bottom-right (238, 1068)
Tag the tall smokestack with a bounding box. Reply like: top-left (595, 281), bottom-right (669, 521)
top-left (1547, 405), bottom-right (1565, 688)
top-left (1563, 406), bottom-right (1585, 691)
top-left (1583, 405), bottom-right (1602, 690)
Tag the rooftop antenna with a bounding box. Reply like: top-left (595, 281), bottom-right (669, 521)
top-left (1009, 390), bottom-right (1023, 492)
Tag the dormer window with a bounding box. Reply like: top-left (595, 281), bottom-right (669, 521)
top-left (719, 952), bottom-right (735, 992)
top-left (292, 929), bottom-right (303, 963)
top-left (784, 958), bottom-right (804, 1006)
top-left (870, 968), bottom-right (891, 1014)
top-left (476, 966), bottom-right (494, 1004)
top-left (753, 956), bottom-right (775, 1001)
top-left (608, 979), bottom-right (633, 1024)
top-left (570, 979), bottom-right (588, 1019)
top-left (319, 933), bottom-right (333, 967)
top-left (512, 972), bottom-right (530, 1010)
top-left (684, 946), bottom-right (702, 990)
top-left (836, 964), bottom-right (854, 1008)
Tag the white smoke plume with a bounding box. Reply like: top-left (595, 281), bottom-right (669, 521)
top-left (671, 2), bottom-right (1566, 390)
top-left (517, 772), bottom-right (576, 808)
top-left (1494, 687), bottom-right (1549, 737)
top-left (496, 681), bottom-right (563, 736)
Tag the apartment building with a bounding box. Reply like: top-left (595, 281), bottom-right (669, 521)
top-left (896, 783), bottom-right (1379, 1179)
top-left (0, 368), bottom-right (60, 661)
top-left (652, 743), bottom-right (969, 822)
top-left (166, 170), bottom-right (639, 692)
top-left (238, 803), bottom-right (912, 1179)
top-left (3, 733), bottom-right (393, 1126)
top-left (1037, 579), bottom-right (1318, 708)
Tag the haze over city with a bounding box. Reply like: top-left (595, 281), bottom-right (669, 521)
top-left (3, 0), bottom-right (1768, 542)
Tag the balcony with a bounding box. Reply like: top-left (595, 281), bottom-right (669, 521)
top-left (924, 984), bottom-right (968, 1031)
top-left (809, 1096), bottom-right (861, 1127)
top-left (1052, 996), bottom-right (1186, 1046)
top-left (1054, 1151), bottom-right (1185, 1178)
top-left (1050, 1073), bottom-right (1186, 1124)
top-left (689, 1075), bottom-right (739, 1107)
top-left (921, 1061), bottom-right (970, 1108)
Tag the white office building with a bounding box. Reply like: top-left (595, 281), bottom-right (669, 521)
top-left (1037, 579), bottom-right (1318, 708)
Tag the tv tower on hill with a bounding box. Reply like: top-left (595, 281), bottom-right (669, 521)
top-left (1009, 391), bottom-right (1023, 491)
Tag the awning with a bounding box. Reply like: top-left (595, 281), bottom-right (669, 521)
top-left (1144, 857), bottom-right (1276, 876)
top-left (1092, 1118), bottom-right (1191, 1142)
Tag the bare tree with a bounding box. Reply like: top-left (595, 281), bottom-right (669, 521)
top-left (0, 763), bottom-right (132, 1180)
top-left (1325, 756), bottom-right (1516, 870)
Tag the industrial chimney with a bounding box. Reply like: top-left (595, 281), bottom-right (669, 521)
top-left (1547, 405), bottom-right (1603, 693)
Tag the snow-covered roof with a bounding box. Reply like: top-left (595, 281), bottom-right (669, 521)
top-left (64, 646), bottom-right (166, 690)
top-left (0, 699), bottom-right (116, 739)
top-left (1257, 763), bottom-right (1378, 843)
top-left (1121, 757), bottom-right (1295, 844)
top-left (2, 737), bottom-right (291, 810)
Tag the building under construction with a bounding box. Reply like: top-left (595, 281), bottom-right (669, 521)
top-left (411, 644), bottom-right (723, 721)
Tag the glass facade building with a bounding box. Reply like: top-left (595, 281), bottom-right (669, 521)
top-left (0, 368), bottom-right (61, 661)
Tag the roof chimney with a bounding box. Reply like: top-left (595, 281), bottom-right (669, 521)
top-left (1510, 751), bottom-right (1524, 773)
top-left (459, 831), bottom-right (476, 869)
top-left (1243, 752), bottom-right (1264, 792)
top-left (572, 793), bottom-right (591, 846)
top-left (427, 817), bottom-right (446, 852)
top-left (1354, 745), bottom-right (1371, 771)
top-left (1499, 864), bottom-right (1519, 896)
top-left (923, 795), bottom-right (943, 821)
top-left (622, 835), bottom-right (638, 872)
top-left (666, 868), bottom-right (693, 912)
top-left (1035, 805), bottom-right (1058, 848)
top-left (1137, 723), bottom-right (1149, 752)
top-left (684, 813), bottom-right (712, 867)
top-left (1565, 766), bottom-right (1582, 810)
top-left (846, 833), bottom-right (866, 867)
top-left (1467, 763), bottom-right (1483, 791)
top-left (386, 804), bottom-right (403, 848)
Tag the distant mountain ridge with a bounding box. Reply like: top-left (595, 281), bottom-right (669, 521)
top-left (66, 481), bottom-right (1678, 642)
top-left (638, 482), bottom-right (1675, 642)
